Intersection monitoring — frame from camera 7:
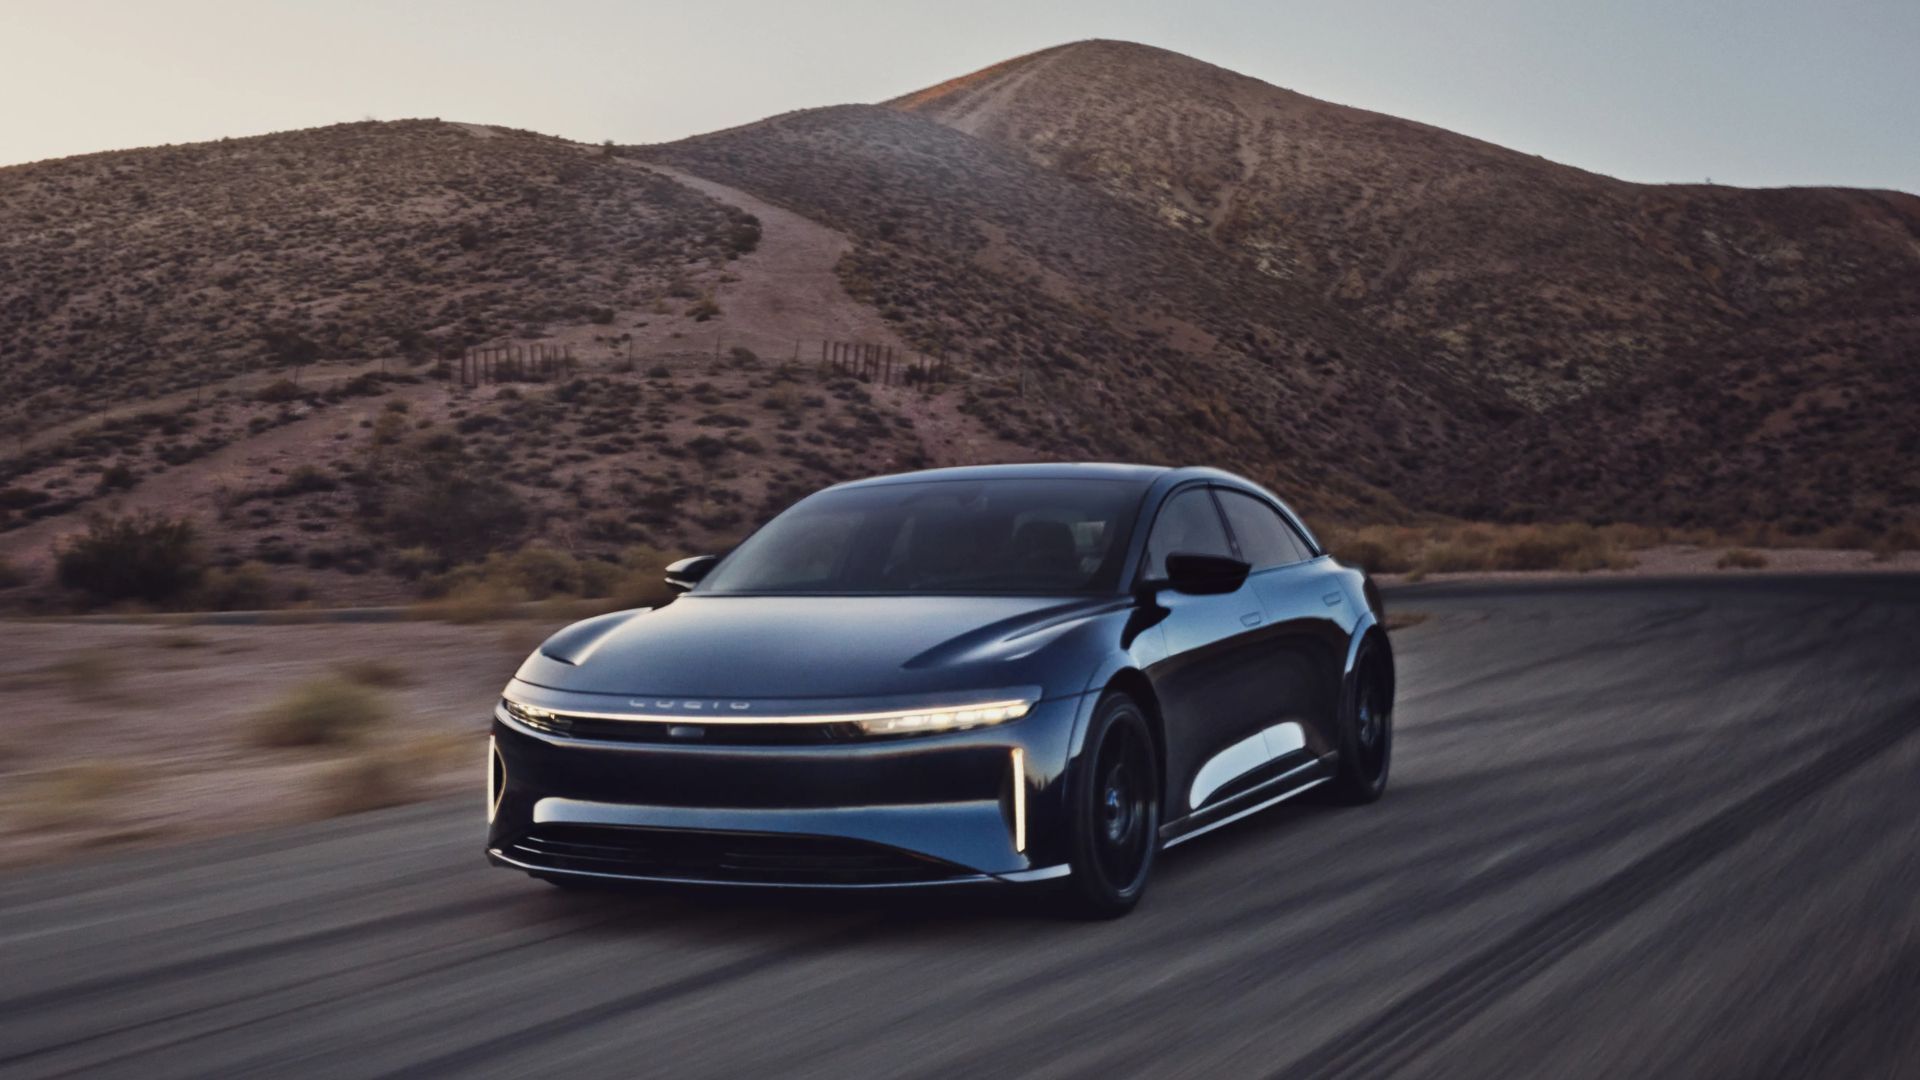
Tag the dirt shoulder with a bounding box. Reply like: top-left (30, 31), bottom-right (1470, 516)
top-left (0, 617), bottom-right (544, 869)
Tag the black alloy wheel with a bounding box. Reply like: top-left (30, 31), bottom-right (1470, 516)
top-left (1329, 637), bottom-right (1393, 803)
top-left (1059, 691), bottom-right (1161, 918)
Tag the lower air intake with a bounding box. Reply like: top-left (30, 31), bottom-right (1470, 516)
top-left (507, 824), bottom-right (964, 885)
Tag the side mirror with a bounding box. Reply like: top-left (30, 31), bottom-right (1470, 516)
top-left (664, 554), bottom-right (719, 594)
top-left (1156, 553), bottom-right (1251, 596)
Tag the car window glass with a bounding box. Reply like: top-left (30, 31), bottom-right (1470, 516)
top-left (700, 478), bottom-right (1143, 595)
top-left (1216, 490), bottom-right (1312, 569)
top-left (1144, 489), bottom-right (1234, 578)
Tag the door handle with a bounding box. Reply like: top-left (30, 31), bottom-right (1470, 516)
top-left (1322, 592), bottom-right (1344, 607)
top-left (1240, 612), bottom-right (1263, 627)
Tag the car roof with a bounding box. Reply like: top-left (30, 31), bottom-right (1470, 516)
top-left (829, 462), bottom-right (1175, 489)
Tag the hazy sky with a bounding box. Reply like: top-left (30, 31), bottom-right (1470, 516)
top-left (4, 0), bottom-right (1915, 191)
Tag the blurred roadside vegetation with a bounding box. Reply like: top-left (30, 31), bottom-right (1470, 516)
top-left (7, 510), bottom-right (1918, 617)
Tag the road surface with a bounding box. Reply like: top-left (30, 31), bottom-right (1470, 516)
top-left (3, 576), bottom-right (1917, 1078)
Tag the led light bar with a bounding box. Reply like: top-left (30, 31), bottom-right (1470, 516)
top-left (487, 736), bottom-right (505, 823)
top-left (1011, 746), bottom-right (1027, 852)
top-left (502, 695), bottom-right (1033, 734)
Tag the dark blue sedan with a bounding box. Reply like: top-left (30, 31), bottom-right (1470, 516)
top-left (487, 464), bottom-right (1394, 917)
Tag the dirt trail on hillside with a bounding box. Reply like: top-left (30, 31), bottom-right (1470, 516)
top-left (638, 162), bottom-right (1026, 468)
top-left (637, 162), bottom-right (910, 361)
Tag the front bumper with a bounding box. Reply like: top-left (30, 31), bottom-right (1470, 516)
top-left (486, 692), bottom-right (1090, 887)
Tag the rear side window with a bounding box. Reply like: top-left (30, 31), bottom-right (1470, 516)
top-left (1216, 490), bottom-right (1314, 569)
top-left (1143, 488), bottom-right (1234, 578)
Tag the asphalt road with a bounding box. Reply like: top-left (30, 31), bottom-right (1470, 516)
top-left (3, 576), bottom-right (1918, 1079)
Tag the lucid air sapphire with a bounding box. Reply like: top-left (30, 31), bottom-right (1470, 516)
top-left (487, 464), bottom-right (1393, 917)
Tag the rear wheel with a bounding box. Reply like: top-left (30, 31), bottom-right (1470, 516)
top-left (1328, 636), bottom-right (1393, 803)
top-left (1057, 692), bottom-right (1160, 919)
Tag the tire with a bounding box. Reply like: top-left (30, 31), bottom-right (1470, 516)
top-left (1056, 691), bottom-right (1161, 919)
top-left (1327, 635), bottom-right (1393, 804)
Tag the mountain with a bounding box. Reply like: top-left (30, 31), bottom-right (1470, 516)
top-left (1, 42), bottom-right (1915, 607)
top-left (891, 41), bottom-right (1920, 530)
top-left (644, 104), bottom-right (1476, 520)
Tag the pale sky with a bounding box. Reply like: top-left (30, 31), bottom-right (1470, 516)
top-left (3, 0), bottom-right (1915, 191)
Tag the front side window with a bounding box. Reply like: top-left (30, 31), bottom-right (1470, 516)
top-left (698, 478), bottom-right (1144, 595)
top-left (1215, 489), bottom-right (1314, 569)
top-left (1142, 488), bottom-right (1235, 579)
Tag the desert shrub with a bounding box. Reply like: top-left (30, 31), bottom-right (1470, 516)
top-left (379, 460), bottom-right (528, 561)
top-left (1871, 527), bottom-right (1919, 561)
top-left (1320, 525), bottom-right (1420, 574)
top-left (44, 651), bottom-right (120, 700)
top-left (482, 546), bottom-right (587, 599)
top-left (728, 215), bottom-right (762, 255)
top-left (56, 512), bottom-right (205, 604)
top-left (425, 546), bottom-right (600, 602)
top-left (260, 327), bottom-right (321, 368)
top-left (1488, 524), bottom-right (1632, 572)
top-left (728, 345), bottom-right (760, 367)
top-left (335, 658), bottom-right (410, 688)
top-left (254, 378), bottom-right (306, 403)
top-left (1413, 540), bottom-right (1492, 575)
top-left (687, 296), bottom-right (721, 321)
top-left (0, 557), bottom-right (23, 589)
top-left (413, 578), bottom-right (527, 623)
top-left (96, 462), bottom-right (139, 493)
top-left (196, 561), bottom-right (273, 610)
top-left (14, 762), bottom-right (136, 828)
top-left (254, 677), bottom-right (387, 748)
top-left (387, 545), bottom-right (444, 580)
top-left (317, 748), bottom-right (411, 817)
top-left (1716, 548), bottom-right (1768, 570)
top-left (273, 464), bottom-right (338, 496)
top-left (608, 546), bottom-right (676, 608)
top-left (0, 486), bottom-right (50, 511)
top-left (1815, 523), bottom-right (1876, 550)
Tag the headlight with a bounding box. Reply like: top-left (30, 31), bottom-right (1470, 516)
top-left (848, 699), bottom-right (1032, 735)
top-left (502, 698), bottom-right (567, 735)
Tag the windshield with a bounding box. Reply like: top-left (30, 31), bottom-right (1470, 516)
top-left (697, 478), bottom-right (1145, 595)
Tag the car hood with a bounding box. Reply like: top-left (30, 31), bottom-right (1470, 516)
top-left (512, 594), bottom-right (1126, 700)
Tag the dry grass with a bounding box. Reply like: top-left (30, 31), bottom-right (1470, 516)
top-left (334, 658), bottom-right (410, 689)
top-left (42, 651), bottom-right (121, 701)
top-left (253, 676), bottom-right (388, 748)
top-left (315, 746), bottom-right (412, 817)
top-left (315, 733), bottom-right (475, 817)
top-left (413, 543), bottom-right (677, 622)
top-left (1382, 611), bottom-right (1431, 632)
top-left (1716, 549), bottom-right (1769, 570)
top-left (1320, 522), bottom-right (1640, 578)
top-left (12, 762), bottom-right (138, 829)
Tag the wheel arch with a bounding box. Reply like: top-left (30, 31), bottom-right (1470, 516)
top-left (1344, 611), bottom-right (1396, 704)
top-left (1100, 668), bottom-right (1167, 793)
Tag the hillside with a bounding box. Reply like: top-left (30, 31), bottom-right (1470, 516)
top-left (890, 41), bottom-right (1920, 531)
top-left (895, 41), bottom-right (1920, 403)
top-left (0, 42), bottom-right (1915, 610)
top-left (645, 105), bottom-right (1484, 521)
top-left (0, 120), bottom-right (765, 430)
top-left (0, 121), bottom-right (990, 607)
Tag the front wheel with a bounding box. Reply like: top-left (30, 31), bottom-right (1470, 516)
top-left (1057, 691), bottom-right (1161, 919)
top-left (1327, 635), bottom-right (1393, 804)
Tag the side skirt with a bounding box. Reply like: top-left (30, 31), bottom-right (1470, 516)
top-left (1159, 756), bottom-right (1335, 849)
